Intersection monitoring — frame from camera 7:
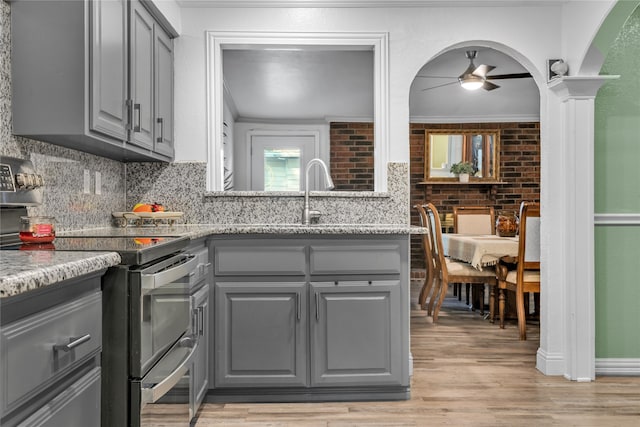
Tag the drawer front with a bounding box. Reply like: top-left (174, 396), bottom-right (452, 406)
top-left (1, 292), bottom-right (102, 414)
top-left (18, 367), bottom-right (101, 427)
top-left (188, 244), bottom-right (210, 285)
top-left (310, 242), bottom-right (401, 275)
top-left (214, 241), bottom-right (306, 276)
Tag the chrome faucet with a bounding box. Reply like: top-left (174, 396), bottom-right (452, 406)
top-left (302, 158), bottom-right (334, 225)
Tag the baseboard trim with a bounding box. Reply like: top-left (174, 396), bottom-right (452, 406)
top-left (536, 348), bottom-right (565, 376)
top-left (596, 358), bottom-right (640, 376)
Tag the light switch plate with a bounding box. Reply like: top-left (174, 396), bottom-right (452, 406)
top-left (83, 169), bottom-right (91, 194)
top-left (95, 171), bottom-right (101, 195)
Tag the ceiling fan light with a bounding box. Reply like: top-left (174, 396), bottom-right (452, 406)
top-left (459, 75), bottom-right (484, 91)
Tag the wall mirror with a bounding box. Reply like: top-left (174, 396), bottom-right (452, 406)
top-left (424, 129), bottom-right (500, 181)
top-left (206, 32), bottom-right (389, 192)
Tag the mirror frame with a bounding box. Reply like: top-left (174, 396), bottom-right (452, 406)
top-left (205, 31), bottom-right (390, 192)
top-left (423, 128), bottom-right (501, 182)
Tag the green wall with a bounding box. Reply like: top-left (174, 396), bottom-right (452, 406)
top-left (594, 4), bottom-right (640, 358)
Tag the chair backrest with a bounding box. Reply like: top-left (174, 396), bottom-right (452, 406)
top-left (415, 204), bottom-right (436, 279)
top-left (453, 206), bottom-right (495, 235)
top-left (423, 203), bottom-right (448, 279)
top-left (518, 202), bottom-right (541, 267)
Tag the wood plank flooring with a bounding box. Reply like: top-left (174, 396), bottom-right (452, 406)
top-left (194, 282), bottom-right (640, 426)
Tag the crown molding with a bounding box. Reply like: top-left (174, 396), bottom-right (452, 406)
top-left (177, 0), bottom-right (565, 8)
top-left (410, 114), bottom-right (540, 123)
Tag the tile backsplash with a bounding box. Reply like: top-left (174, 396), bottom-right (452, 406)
top-left (126, 162), bottom-right (409, 225)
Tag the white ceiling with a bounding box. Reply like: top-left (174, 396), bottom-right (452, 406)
top-left (178, 0), bottom-right (564, 7)
top-left (223, 49), bottom-right (374, 122)
top-left (223, 45), bottom-right (540, 123)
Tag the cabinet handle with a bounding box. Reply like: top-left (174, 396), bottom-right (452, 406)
top-left (199, 306), bottom-right (204, 336)
top-left (127, 99), bottom-right (133, 131)
top-left (53, 334), bottom-right (91, 353)
top-left (296, 293), bottom-right (301, 321)
top-left (315, 292), bottom-right (319, 321)
top-left (133, 103), bottom-right (141, 132)
top-left (156, 117), bottom-right (164, 143)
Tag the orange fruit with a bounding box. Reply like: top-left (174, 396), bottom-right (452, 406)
top-left (133, 203), bottom-right (152, 212)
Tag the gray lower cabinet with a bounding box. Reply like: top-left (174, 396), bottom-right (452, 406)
top-left (0, 274), bottom-right (103, 426)
top-left (210, 236), bottom-right (410, 401)
top-left (186, 239), bottom-right (211, 417)
top-left (192, 284), bottom-right (209, 414)
top-left (215, 281), bottom-right (308, 387)
top-left (10, 0), bottom-right (174, 162)
top-left (310, 280), bottom-right (402, 386)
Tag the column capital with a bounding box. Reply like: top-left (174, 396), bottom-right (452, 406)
top-left (548, 75), bottom-right (619, 101)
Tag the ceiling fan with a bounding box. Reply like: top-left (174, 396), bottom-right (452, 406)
top-left (417, 50), bottom-right (532, 92)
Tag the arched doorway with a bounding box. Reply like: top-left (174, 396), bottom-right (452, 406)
top-left (407, 43), bottom-right (543, 346)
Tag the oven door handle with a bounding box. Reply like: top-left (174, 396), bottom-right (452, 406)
top-left (140, 338), bottom-right (198, 405)
top-left (140, 255), bottom-right (198, 290)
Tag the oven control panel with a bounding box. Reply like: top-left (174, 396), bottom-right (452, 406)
top-left (0, 157), bottom-right (44, 206)
top-left (1, 163), bottom-right (44, 192)
top-left (0, 163), bottom-right (16, 192)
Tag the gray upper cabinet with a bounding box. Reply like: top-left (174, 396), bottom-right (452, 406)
top-left (129, 0), bottom-right (155, 151)
top-left (90, 0), bottom-right (128, 141)
top-left (10, 0), bottom-right (175, 162)
top-left (154, 25), bottom-right (175, 157)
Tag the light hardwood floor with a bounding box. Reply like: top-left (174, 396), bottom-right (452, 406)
top-left (194, 282), bottom-right (640, 426)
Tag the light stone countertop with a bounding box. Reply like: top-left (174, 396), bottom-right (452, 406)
top-left (0, 251), bottom-right (121, 298)
top-left (2, 223), bottom-right (426, 299)
top-left (59, 224), bottom-right (428, 239)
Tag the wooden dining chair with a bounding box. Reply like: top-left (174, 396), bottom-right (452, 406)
top-left (453, 206), bottom-right (496, 235)
top-left (422, 203), bottom-right (497, 323)
top-left (452, 206), bottom-right (496, 307)
top-left (414, 204), bottom-right (437, 312)
top-left (495, 202), bottom-right (540, 340)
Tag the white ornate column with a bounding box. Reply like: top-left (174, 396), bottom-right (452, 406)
top-left (545, 76), bottom-right (617, 381)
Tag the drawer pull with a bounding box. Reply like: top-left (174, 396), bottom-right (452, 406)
top-left (53, 334), bottom-right (91, 353)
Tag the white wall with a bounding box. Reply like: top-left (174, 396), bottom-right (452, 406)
top-left (170, 2), bottom-right (616, 163)
top-left (172, 4), bottom-right (570, 163)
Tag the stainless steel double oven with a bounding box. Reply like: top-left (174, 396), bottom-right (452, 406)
top-left (97, 238), bottom-right (203, 427)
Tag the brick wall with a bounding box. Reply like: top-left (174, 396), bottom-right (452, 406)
top-left (410, 122), bottom-right (541, 273)
top-left (329, 122), bottom-right (374, 191)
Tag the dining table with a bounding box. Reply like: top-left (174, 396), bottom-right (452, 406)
top-left (441, 233), bottom-right (519, 271)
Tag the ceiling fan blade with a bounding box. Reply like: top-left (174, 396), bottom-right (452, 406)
top-left (421, 81), bottom-right (459, 91)
top-left (486, 72), bottom-right (532, 80)
top-left (472, 64), bottom-right (495, 77)
top-left (482, 81), bottom-right (500, 91)
top-left (415, 75), bottom-right (457, 79)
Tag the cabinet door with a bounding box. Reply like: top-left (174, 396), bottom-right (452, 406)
top-left (17, 367), bottom-right (101, 427)
top-left (90, 0), bottom-right (128, 140)
top-left (310, 280), bottom-right (403, 386)
top-left (154, 26), bottom-right (174, 157)
top-left (215, 282), bottom-right (307, 387)
top-left (129, 0), bottom-right (155, 150)
top-left (192, 285), bottom-right (209, 416)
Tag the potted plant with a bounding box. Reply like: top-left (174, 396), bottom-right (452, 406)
top-left (450, 161), bottom-right (475, 182)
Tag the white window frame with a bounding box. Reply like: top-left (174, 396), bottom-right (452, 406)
top-left (205, 31), bottom-right (389, 192)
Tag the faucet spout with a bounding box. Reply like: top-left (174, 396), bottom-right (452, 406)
top-left (302, 158), bottom-right (334, 225)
